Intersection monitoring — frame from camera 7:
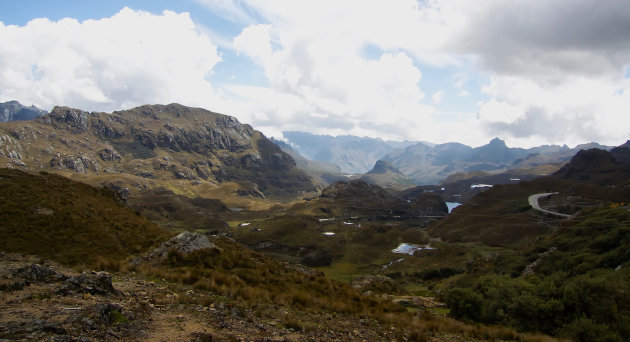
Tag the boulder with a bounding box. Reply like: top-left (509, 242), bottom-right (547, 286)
top-left (130, 232), bottom-right (220, 266)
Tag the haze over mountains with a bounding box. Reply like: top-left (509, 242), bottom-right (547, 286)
top-left (282, 131), bottom-right (612, 185)
top-left (281, 131), bottom-right (420, 174)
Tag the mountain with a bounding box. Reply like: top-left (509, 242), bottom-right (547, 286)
top-left (382, 138), bottom-right (612, 185)
top-left (272, 137), bottom-right (347, 186)
top-left (360, 160), bottom-right (415, 190)
top-left (281, 131), bottom-right (419, 174)
top-left (553, 146), bottom-right (630, 186)
top-left (0, 103), bottom-right (315, 199)
top-left (0, 100), bottom-right (47, 121)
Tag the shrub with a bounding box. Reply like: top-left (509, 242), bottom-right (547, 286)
top-left (444, 287), bottom-right (482, 320)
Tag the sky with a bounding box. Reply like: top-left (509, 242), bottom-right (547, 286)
top-left (0, 0), bottom-right (629, 148)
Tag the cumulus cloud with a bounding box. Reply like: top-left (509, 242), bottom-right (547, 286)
top-left (223, 0), bottom-right (630, 146)
top-left (230, 5), bottom-right (432, 141)
top-left (2, 1), bottom-right (628, 148)
top-left (0, 7), bottom-right (222, 112)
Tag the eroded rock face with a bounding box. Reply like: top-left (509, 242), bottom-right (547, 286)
top-left (130, 232), bottom-right (220, 266)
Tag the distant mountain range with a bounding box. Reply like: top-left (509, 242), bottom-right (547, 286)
top-left (0, 100), bottom-right (47, 121)
top-left (383, 138), bottom-right (612, 184)
top-left (280, 131), bottom-right (614, 185)
top-left (281, 131), bottom-right (420, 174)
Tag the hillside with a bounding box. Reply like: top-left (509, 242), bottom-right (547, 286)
top-left (0, 168), bottom-right (172, 265)
top-left (424, 143), bottom-right (630, 340)
top-left (0, 104), bottom-right (316, 201)
top-left (443, 206), bottom-right (630, 341)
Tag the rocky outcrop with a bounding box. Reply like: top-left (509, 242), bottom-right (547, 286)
top-left (50, 153), bottom-right (100, 173)
top-left (130, 232), bottom-right (220, 266)
top-left (42, 106), bottom-right (91, 133)
top-left (4, 263), bottom-right (117, 296)
top-left (97, 147), bottom-right (121, 161)
top-left (0, 133), bottom-right (25, 167)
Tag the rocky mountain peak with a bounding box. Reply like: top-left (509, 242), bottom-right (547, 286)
top-left (366, 160), bottom-right (404, 175)
top-left (488, 137), bottom-right (507, 147)
top-left (0, 103), bottom-right (316, 197)
top-left (0, 100), bottom-right (47, 122)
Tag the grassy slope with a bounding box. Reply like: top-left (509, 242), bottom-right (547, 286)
top-left (443, 207), bottom-right (630, 341)
top-left (0, 168), bottom-right (173, 266)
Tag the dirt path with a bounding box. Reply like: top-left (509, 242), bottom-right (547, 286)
top-left (528, 192), bottom-right (573, 218)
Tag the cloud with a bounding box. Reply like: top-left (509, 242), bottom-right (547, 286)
top-left (432, 90), bottom-right (445, 104)
top-left (2, 1), bottom-right (628, 148)
top-left (447, 0), bottom-right (630, 80)
top-left (457, 90), bottom-right (470, 97)
top-left (0, 7), bottom-right (222, 112)
top-left (230, 8), bottom-right (434, 141)
top-left (224, 0), bottom-right (630, 147)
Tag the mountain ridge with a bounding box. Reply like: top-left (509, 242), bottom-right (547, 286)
top-left (0, 103), bottom-right (316, 200)
top-left (0, 100), bottom-right (47, 122)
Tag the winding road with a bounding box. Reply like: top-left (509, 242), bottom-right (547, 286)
top-left (528, 192), bottom-right (573, 218)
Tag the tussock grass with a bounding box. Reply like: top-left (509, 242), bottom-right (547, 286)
top-left (0, 168), bottom-right (173, 266)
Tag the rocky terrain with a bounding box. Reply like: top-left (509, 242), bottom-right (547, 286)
top-left (0, 252), bottom-right (400, 342)
top-left (0, 103), bottom-right (315, 200)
